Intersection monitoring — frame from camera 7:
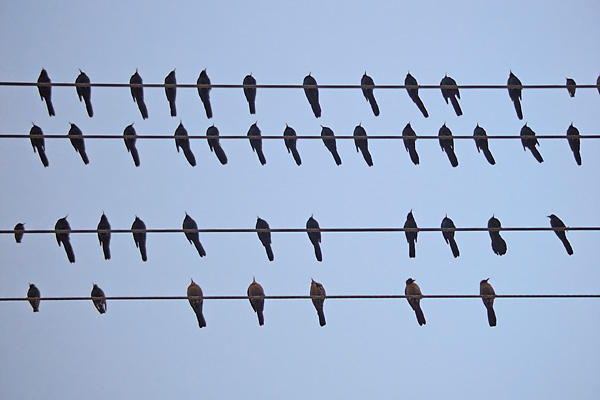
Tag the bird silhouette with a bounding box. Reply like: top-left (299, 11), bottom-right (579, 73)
top-left (197, 69), bottom-right (213, 119)
top-left (440, 75), bottom-right (462, 116)
top-left (123, 123), bottom-right (140, 167)
top-left (164, 69), bottom-right (177, 117)
top-left (441, 215), bottom-right (460, 258)
top-left (566, 123), bottom-right (581, 165)
top-left (353, 123), bottom-right (373, 166)
top-left (405, 72), bottom-right (429, 118)
top-left (206, 125), bottom-right (228, 165)
top-left (14, 223), bottom-right (25, 243)
top-left (402, 123), bottom-right (420, 165)
top-left (130, 69), bottom-right (148, 119)
top-left (97, 213), bottom-right (111, 260)
top-left (91, 284), bottom-right (106, 314)
top-left (247, 278), bottom-right (265, 326)
top-left (243, 74), bottom-right (257, 114)
top-left (27, 283), bottom-right (40, 312)
top-left (29, 124), bottom-right (49, 167)
top-left (182, 213), bottom-right (206, 257)
top-left (439, 124), bottom-right (459, 167)
top-left (520, 123), bottom-right (543, 163)
top-left (131, 216), bottom-right (147, 262)
top-left (473, 124), bottom-right (496, 165)
top-left (310, 279), bottom-right (327, 327)
top-left (283, 125), bottom-right (302, 166)
top-left (55, 217), bottom-right (75, 263)
top-left (487, 216), bottom-right (507, 256)
top-left (566, 78), bottom-right (576, 97)
top-left (37, 68), bottom-right (55, 116)
top-left (597, 75), bottom-right (600, 95)
top-left (303, 73), bottom-right (321, 118)
top-left (256, 217), bottom-right (274, 261)
top-left (320, 126), bottom-right (342, 165)
top-left (548, 214), bottom-right (573, 255)
top-left (247, 122), bottom-right (266, 165)
top-left (361, 72), bottom-right (380, 116)
top-left (306, 216), bottom-right (322, 262)
top-left (508, 71), bottom-right (523, 120)
top-left (405, 278), bottom-right (426, 326)
top-left (174, 122), bottom-right (196, 166)
top-left (187, 279), bottom-right (206, 328)
top-left (404, 210), bottom-right (418, 258)
top-left (480, 279), bottom-right (496, 327)
top-left (75, 69), bottom-right (93, 117)
top-left (68, 123), bottom-right (89, 165)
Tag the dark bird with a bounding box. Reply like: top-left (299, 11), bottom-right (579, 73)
top-left (361, 72), bottom-right (380, 116)
top-left (68, 123), bottom-right (89, 165)
top-left (130, 69), bottom-right (148, 119)
top-left (131, 216), bottom-right (147, 262)
top-left (164, 69), bottom-right (177, 117)
top-left (473, 124), bottom-right (496, 165)
top-left (405, 278), bottom-right (426, 326)
top-left (174, 122), bottom-right (196, 166)
top-left (197, 69), bottom-right (213, 119)
top-left (507, 71), bottom-right (523, 120)
top-left (306, 215), bottom-right (322, 262)
top-left (310, 279), bottom-right (326, 327)
top-left (247, 122), bottom-right (266, 165)
top-left (404, 210), bottom-right (418, 258)
top-left (405, 72), bottom-right (428, 118)
top-left (256, 217), bottom-right (274, 262)
top-left (321, 126), bottom-right (342, 165)
top-left (123, 123), bottom-right (140, 167)
top-left (597, 75), bottom-right (600, 95)
top-left (303, 73), bottom-right (321, 118)
top-left (206, 125), bottom-right (228, 165)
top-left (247, 278), bottom-right (265, 326)
top-left (187, 279), bottom-right (206, 328)
top-left (37, 68), bottom-right (55, 116)
top-left (55, 217), bottom-right (75, 263)
top-left (488, 215), bottom-right (507, 256)
top-left (27, 283), bottom-right (40, 312)
top-left (520, 123), bottom-right (543, 163)
top-left (480, 279), bottom-right (497, 327)
top-left (183, 213), bottom-right (206, 258)
top-left (402, 123), bottom-right (420, 165)
top-left (29, 124), bottom-right (49, 167)
top-left (441, 215), bottom-right (460, 258)
top-left (97, 213), bottom-right (111, 260)
top-left (75, 69), bottom-right (93, 117)
top-left (440, 75), bottom-right (462, 116)
top-left (283, 124), bottom-right (302, 166)
top-left (566, 123), bottom-right (581, 165)
top-left (548, 214), bottom-right (573, 255)
top-left (353, 123), bottom-right (373, 166)
top-left (91, 284), bottom-right (106, 314)
top-left (439, 123), bottom-right (459, 167)
top-left (566, 78), bottom-right (576, 97)
top-left (14, 223), bottom-right (25, 243)
top-left (243, 74), bottom-right (257, 114)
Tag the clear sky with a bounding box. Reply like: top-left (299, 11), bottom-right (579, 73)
top-left (0, 1), bottom-right (599, 399)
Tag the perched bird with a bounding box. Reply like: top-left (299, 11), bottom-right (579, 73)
top-left (440, 75), bottom-right (462, 116)
top-left (310, 279), bottom-right (327, 327)
top-left (29, 124), bottom-right (49, 167)
top-left (183, 213), bottom-right (206, 257)
top-left (439, 124), bottom-right (459, 167)
top-left (256, 217), bottom-right (274, 261)
top-left (91, 284), bottom-right (106, 314)
top-left (566, 78), bottom-right (576, 97)
top-left (306, 215), bottom-right (322, 262)
top-left (14, 223), bottom-right (25, 243)
top-left (37, 68), bottom-right (55, 116)
top-left (206, 125), bottom-right (228, 165)
top-left (402, 123), bottom-right (420, 165)
top-left (405, 278), bottom-right (426, 326)
top-left (164, 69), bottom-right (177, 117)
top-left (404, 210), bottom-right (418, 258)
top-left (597, 74), bottom-right (600, 95)
top-left (55, 217), bottom-right (75, 263)
top-left (243, 74), bottom-right (257, 115)
top-left (68, 123), bottom-right (89, 165)
top-left (487, 215), bottom-right (507, 256)
top-left (283, 124), bottom-right (302, 166)
top-left (27, 283), bottom-right (40, 312)
top-left (130, 69), bottom-right (148, 119)
top-left (405, 72), bottom-right (429, 118)
top-left (507, 71), bottom-right (523, 120)
top-left (566, 123), bottom-right (581, 166)
top-left (520, 123), bottom-right (543, 163)
top-left (361, 72), bottom-right (380, 116)
top-left (174, 122), bottom-right (196, 166)
top-left (441, 215), bottom-right (460, 258)
top-left (303, 73), bottom-right (321, 118)
top-left (247, 122), bottom-right (266, 165)
top-left (247, 278), bottom-right (265, 326)
top-left (479, 279), bottom-right (497, 327)
top-left (123, 123), bottom-right (140, 167)
top-left (473, 124), bottom-right (496, 165)
top-left (197, 69), bottom-right (213, 119)
top-left (75, 69), bottom-right (93, 117)
top-left (187, 279), bottom-right (206, 328)
top-left (97, 213), bottom-right (111, 260)
top-left (548, 214), bottom-right (573, 255)
top-left (131, 216), bottom-right (147, 262)
top-left (321, 126), bottom-right (342, 165)
top-left (353, 124), bottom-right (373, 166)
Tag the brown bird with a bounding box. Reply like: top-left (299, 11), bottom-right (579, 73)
top-left (310, 279), bottom-right (326, 327)
top-left (480, 279), bottom-right (497, 327)
top-left (187, 279), bottom-right (206, 328)
top-left (405, 278), bottom-right (426, 326)
top-left (247, 278), bottom-right (265, 326)
top-left (14, 223), bottom-right (25, 243)
top-left (91, 284), bottom-right (106, 314)
top-left (566, 78), bottom-right (576, 97)
top-left (27, 283), bottom-right (41, 312)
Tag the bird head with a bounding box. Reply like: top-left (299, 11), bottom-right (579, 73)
top-left (406, 278), bottom-right (415, 285)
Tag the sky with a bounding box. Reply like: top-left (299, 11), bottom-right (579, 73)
top-left (0, 1), bottom-right (599, 399)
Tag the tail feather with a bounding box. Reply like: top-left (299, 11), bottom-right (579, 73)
top-left (409, 240), bottom-right (416, 258)
top-left (249, 101), bottom-right (256, 115)
top-left (446, 148), bottom-right (459, 167)
top-left (450, 96), bottom-right (462, 116)
top-left (196, 311), bottom-right (207, 328)
top-left (137, 100), bottom-right (148, 119)
top-left (317, 309), bottom-right (326, 327)
top-left (84, 98), bottom-right (94, 117)
top-left (257, 310), bottom-right (264, 326)
top-left (79, 150), bottom-right (90, 165)
top-left (183, 147), bottom-right (197, 167)
top-left (130, 146), bottom-right (140, 167)
top-left (311, 101), bottom-right (321, 118)
top-left (265, 244), bottom-right (274, 262)
top-left (483, 148), bottom-right (496, 165)
top-left (202, 99), bottom-right (213, 119)
top-left (139, 244), bottom-right (147, 262)
top-left (332, 150), bottom-right (342, 166)
top-left (169, 100), bottom-right (177, 117)
top-left (63, 241), bottom-right (75, 263)
top-left (449, 238), bottom-right (460, 258)
top-left (491, 234), bottom-right (507, 256)
top-left (408, 148), bottom-right (420, 165)
top-left (513, 98), bottom-right (523, 120)
top-left (367, 94), bottom-right (380, 116)
top-left (193, 238), bottom-right (207, 257)
top-left (214, 144), bottom-right (228, 165)
top-left (415, 307), bottom-right (426, 326)
top-left (257, 149), bottom-right (266, 165)
top-left (360, 147), bottom-right (373, 166)
top-left (560, 237), bottom-right (574, 256)
top-left (573, 150), bottom-right (582, 166)
top-left (529, 146), bottom-right (544, 163)
top-left (314, 243), bottom-right (322, 262)
top-left (102, 242), bottom-right (111, 260)
top-left (38, 148), bottom-right (49, 167)
top-left (46, 99), bottom-right (55, 116)
top-left (487, 306), bottom-right (497, 327)
top-left (291, 148), bottom-right (302, 166)
top-left (414, 96), bottom-right (429, 118)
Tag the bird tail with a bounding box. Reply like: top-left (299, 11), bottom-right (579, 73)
top-left (491, 234), bottom-right (507, 256)
top-left (38, 148), bottom-right (49, 167)
top-left (46, 99), bottom-right (55, 116)
top-left (513, 98), bottom-right (523, 120)
top-left (487, 306), bottom-right (497, 327)
top-left (408, 147), bottom-right (420, 165)
top-left (203, 99), bottom-right (213, 119)
top-left (368, 94), bottom-right (380, 117)
top-left (449, 238), bottom-right (460, 258)
top-left (483, 148), bottom-right (496, 165)
top-left (257, 310), bottom-right (264, 326)
top-left (84, 98), bottom-right (94, 117)
top-left (332, 150), bottom-right (342, 166)
top-left (360, 148), bottom-right (373, 167)
top-left (317, 309), bottom-right (326, 327)
top-left (80, 150), bottom-right (90, 165)
top-left (130, 146), bottom-right (140, 167)
top-left (63, 241), bottom-right (76, 263)
top-left (409, 241), bottom-right (416, 258)
top-left (414, 96), bottom-right (429, 118)
top-left (193, 239), bottom-right (207, 257)
top-left (214, 144), bottom-right (228, 165)
top-left (314, 243), bottom-right (323, 262)
top-left (169, 99), bottom-right (177, 117)
top-left (183, 147), bottom-right (197, 167)
top-left (249, 101), bottom-right (256, 115)
top-left (450, 96), bottom-right (462, 116)
top-left (573, 150), bottom-right (582, 166)
top-left (311, 101), bottom-right (321, 118)
top-left (257, 149), bottom-right (267, 165)
top-left (291, 148), bottom-right (302, 166)
top-left (196, 311), bottom-right (207, 328)
top-left (415, 307), bottom-right (426, 326)
top-left (446, 148), bottom-right (459, 167)
top-left (139, 244), bottom-right (147, 262)
top-left (561, 237), bottom-right (574, 256)
top-left (137, 100), bottom-right (148, 119)
top-left (265, 244), bottom-right (274, 262)
top-left (529, 146), bottom-right (544, 163)
top-left (102, 242), bottom-right (111, 260)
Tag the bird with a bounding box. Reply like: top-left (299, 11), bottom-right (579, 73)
top-left (174, 121), bottom-right (196, 166)
top-left (247, 278), bottom-right (265, 326)
top-left (321, 126), bottom-right (342, 165)
top-left (187, 279), bottom-right (206, 328)
top-left (405, 72), bottom-right (429, 118)
top-left (353, 123), bottom-right (373, 166)
top-left (123, 123), bottom-right (140, 167)
top-left (404, 210), bottom-right (418, 258)
top-left (247, 122), bottom-right (266, 165)
top-left (487, 215), bottom-right (507, 256)
top-left (473, 124), bottom-right (496, 165)
top-left (566, 123), bottom-right (581, 165)
top-left (14, 223), bottom-right (25, 243)
top-left (131, 216), bottom-right (147, 262)
top-left (480, 279), bottom-right (497, 327)
top-left (310, 279), bottom-right (327, 327)
top-left (55, 217), bottom-right (75, 263)
top-left (440, 75), bottom-right (462, 116)
top-left (27, 283), bottom-right (40, 312)
top-left (405, 278), bottom-right (426, 326)
top-left (439, 124), bottom-right (459, 167)
top-left (548, 214), bottom-right (573, 255)
top-left (29, 124), bottom-right (49, 167)
top-left (197, 69), bottom-right (213, 119)
top-left (303, 73), bottom-right (321, 118)
top-left (306, 215), bottom-right (322, 262)
top-left (243, 74), bottom-right (257, 114)
top-left (206, 125), bottom-right (228, 165)
top-left (566, 78), bottom-right (576, 97)
top-left (402, 123), bottom-right (420, 165)
top-left (255, 217), bottom-right (274, 261)
top-left (37, 68), bottom-right (55, 116)
top-left (68, 123), bottom-right (90, 165)
top-left (130, 69), bottom-right (148, 119)
top-left (283, 124), bottom-right (302, 166)
top-left (597, 74), bottom-right (600, 95)
top-left (520, 123), bottom-right (543, 163)
top-left (164, 69), bottom-right (177, 117)
top-left (507, 71), bottom-right (523, 120)
top-left (441, 215), bottom-right (460, 258)
top-left (91, 284), bottom-right (106, 314)
top-left (97, 213), bottom-right (111, 260)
top-left (183, 213), bottom-right (206, 257)
top-left (361, 72), bottom-right (380, 116)
top-left (75, 69), bottom-right (93, 117)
